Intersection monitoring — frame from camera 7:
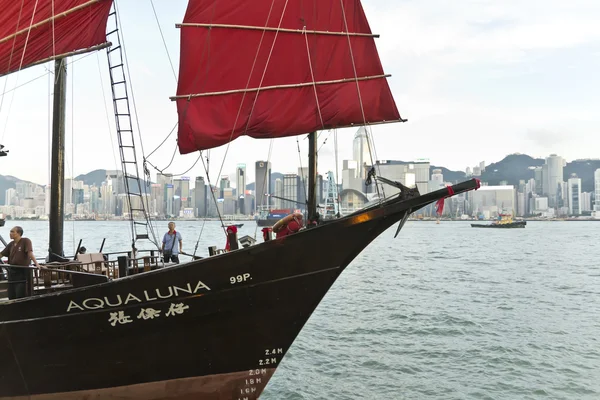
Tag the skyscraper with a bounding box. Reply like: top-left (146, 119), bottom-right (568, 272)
top-left (353, 127), bottom-right (371, 179)
top-left (194, 176), bottom-right (207, 217)
top-left (274, 178), bottom-right (283, 209)
top-left (567, 173), bottom-right (582, 215)
top-left (255, 161), bottom-right (271, 210)
top-left (219, 176), bottom-right (230, 198)
top-left (594, 169), bottom-right (600, 212)
top-left (544, 154), bottom-right (565, 207)
top-left (236, 164), bottom-right (246, 197)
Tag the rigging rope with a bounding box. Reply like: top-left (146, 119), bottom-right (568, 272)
top-left (0, 0), bottom-right (24, 129)
top-left (200, 153), bottom-right (227, 234)
top-left (113, 0), bottom-right (160, 249)
top-left (317, 130), bottom-right (332, 153)
top-left (296, 136), bottom-right (308, 211)
top-left (302, 26), bottom-right (325, 130)
top-left (149, 0), bottom-right (177, 83)
top-left (0, 0), bottom-right (39, 144)
top-left (338, 0), bottom-right (383, 201)
top-left (146, 121), bottom-right (177, 159)
top-left (208, 0), bottom-right (284, 233)
top-left (96, 53), bottom-right (121, 176)
top-left (0, 52), bottom-right (100, 98)
top-left (51, 0), bottom-right (56, 64)
top-left (334, 129), bottom-right (341, 212)
top-left (253, 139), bottom-right (275, 240)
top-left (192, 151), bottom-right (214, 256)
top-left (114, 1), bottom-right (148, 164)
top-left (214, 0), bottom-right (281, 176)
top-left (71, 60), bottom-right (75, 253)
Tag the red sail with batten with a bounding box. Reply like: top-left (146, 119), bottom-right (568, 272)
top-left (174, 0), bottom-right (401, 153)
top-left (0, 0), bottom-right (113, 77)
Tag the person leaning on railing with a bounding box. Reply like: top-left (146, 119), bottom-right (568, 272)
top-left (0, 226), bottom-right (42, 299)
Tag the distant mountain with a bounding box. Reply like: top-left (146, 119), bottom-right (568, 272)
top-left (480, 154), bottom-right (600, 192)
top-left (74, 169), bottom-right (153, 193)
top-left (565, 159), bottom-right (600, 192)
top-left (0, 175), bottom-right (42, 205)
top-left (0, 175), bottom-right (20, 205)
top-left (430, 165), bottom-right (466, 184)
top-left (74, 169), bottom-right (108, 187)
top-left (480, 154), bottom-right (544, 186)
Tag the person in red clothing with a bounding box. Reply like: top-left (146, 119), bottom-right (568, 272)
top-left (272, 212), bottom-right (304, 238)
top-left (225, 225), bottom-right (238, 251)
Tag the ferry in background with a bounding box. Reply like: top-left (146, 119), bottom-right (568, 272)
top-left (471, 213), bottom-right (527, 228)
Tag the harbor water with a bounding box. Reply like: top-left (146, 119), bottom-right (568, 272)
top-left (2, 220), bottom-right (599, 399)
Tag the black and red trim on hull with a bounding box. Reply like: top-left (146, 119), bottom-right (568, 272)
top-left (0, 179), bottom-right (480, 399)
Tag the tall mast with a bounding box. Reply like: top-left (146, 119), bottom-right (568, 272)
top-left (48, 58), bottom-right (67, 261)
top-left (307, 132), bottom-right (318, 223)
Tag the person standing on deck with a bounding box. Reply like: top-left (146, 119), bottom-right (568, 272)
top-left (0, 226), bottom-right (40, 299)
top-left (161, 222), bottom-right (182, 264)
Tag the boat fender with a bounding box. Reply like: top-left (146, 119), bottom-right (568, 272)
top-left (272, 213), bottom-right (303, 238)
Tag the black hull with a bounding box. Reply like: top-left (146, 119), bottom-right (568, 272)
top-left (0, 218), bottom-right (5, 227)
top-left (471, 221), bottom-right (526, 228)
top-left (0, 180), bottom-right (479, 399)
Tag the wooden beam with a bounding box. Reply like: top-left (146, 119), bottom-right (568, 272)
top-left (176, 23), bottom-right (379, 38)
top-left (170, 74), bottom-right (391, 101)
top-left (0, 0), bottom-right (105, 45)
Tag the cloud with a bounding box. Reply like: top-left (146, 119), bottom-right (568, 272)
top-left (368, 0), bottom-right (600, 67)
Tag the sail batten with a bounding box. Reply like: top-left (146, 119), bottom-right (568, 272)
top-left (176, 23), bottom-right (380, 38)
top-left (1, 41), bottom-right (112, 78)
top-left (175, 0), bottom-right (401, 154)
top-left (0, 0), bottom-right (113, 76)
top-left (171, 74), bottom-right (391, 100)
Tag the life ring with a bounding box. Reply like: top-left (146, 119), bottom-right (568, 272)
top-left (272, 212), bottom-right (303, 237)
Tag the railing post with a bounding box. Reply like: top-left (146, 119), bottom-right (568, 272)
top-left (118, 256), bottom-right (128, 278)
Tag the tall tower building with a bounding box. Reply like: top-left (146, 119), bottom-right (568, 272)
top-left (236, 164), bottom-right (247, 197)
top-left (533, 167), bottom-right (543, 195)
top-left (180, 177), bottom-right (190, 208)
top-left (274, 178), bottom-right (283, 209)
top-left (283, 174), bottom-right (298, 210)
top-left (219, 176), bottom-right (230, 198)
top-left (544, 154), bottom-right (565, 207)
top-left (594, 169), bottom-right (600, 212)
top-left (255, 161), bottom-right (271, 210)
top-left (194, 176), bottom-right (207, 217)
top-left (353, 127), bottom-right (371, 178)
top-left (567, 173), bottom-right (582, 215)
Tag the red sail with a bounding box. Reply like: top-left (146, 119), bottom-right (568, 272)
top-left (0, 0), bottom-right (113, 77)
top-left (175, 0), bottom-right (401, 153)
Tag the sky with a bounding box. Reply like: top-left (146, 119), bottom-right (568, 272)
top-left (1, 0), bottom-right (599, 187)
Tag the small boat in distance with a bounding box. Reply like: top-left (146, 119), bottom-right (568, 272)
top-left (256, 208), bottom-right (294, 227)
top-left (225, 223), bottom-right (244, 229)
top-left (471, 213), bottom-right (526, 228)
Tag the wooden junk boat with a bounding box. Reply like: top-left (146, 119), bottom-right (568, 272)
top-left (0, 0), bottom-right (481, 398)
